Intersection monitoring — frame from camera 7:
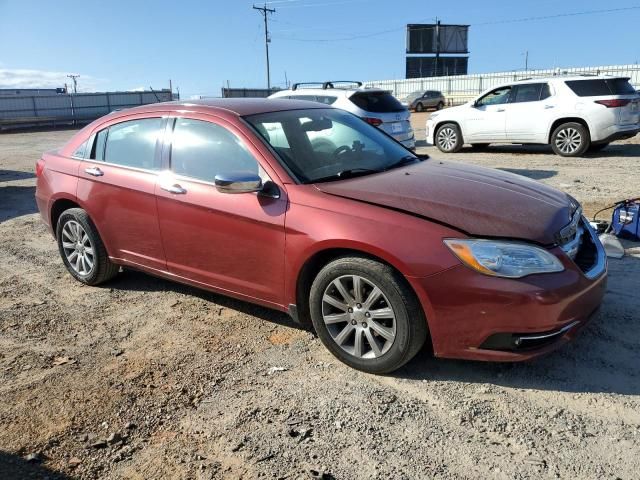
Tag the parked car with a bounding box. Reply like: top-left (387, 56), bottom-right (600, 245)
top-left (426, 76), bottom-right (640, 156)
top-left (401, 90), bottom-right (445, 112)
top-left (269, 81), bottom-right (415, 150)
top-left (36, 99), bottom-right (606, 374)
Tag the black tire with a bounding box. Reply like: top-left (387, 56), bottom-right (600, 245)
top-left (309, 256), bottom-right (428, 374)
top-left (470, 143), bottom-right (490, 150)
top-left (550, 122), bottom-right (590, 157)
top-left (56, 208), bottom-right (119, 285)
top-left (435, 122), bottom-right (463, 153)
top-left (588, 142), bottom-right (610, 152)
top-left (415, 102), bottom-right (424, 112)
top-left (436, 101), bottom-right (444, 110)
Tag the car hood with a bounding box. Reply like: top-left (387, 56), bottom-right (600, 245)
top-left (314, 161), bottom-right (574, 245)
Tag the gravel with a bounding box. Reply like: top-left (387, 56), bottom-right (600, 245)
top-left (1, 124), bottom-right (639, 479)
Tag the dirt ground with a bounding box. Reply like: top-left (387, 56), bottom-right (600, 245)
top-left (1, 119), bottom-right (640, 480)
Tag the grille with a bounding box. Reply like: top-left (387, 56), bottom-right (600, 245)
top-left (559, 216), bottom-right (602, 276)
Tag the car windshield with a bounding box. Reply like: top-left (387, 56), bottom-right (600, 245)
top-left (245, 108), bottom-right (420, 183)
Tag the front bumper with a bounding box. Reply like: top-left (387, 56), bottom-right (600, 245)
top-left (409, 247), bottom-right (607, 362)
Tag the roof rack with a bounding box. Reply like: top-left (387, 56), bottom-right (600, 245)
top-left (322, 81), bottom-right (363, 89)
top-left (291, 81), bottom-right (363, 91)
top-left (291, 82), bottom-right (325, 91)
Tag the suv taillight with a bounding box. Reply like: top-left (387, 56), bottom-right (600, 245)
top-left (35, 158), bottom-right (45, 177)
top-left (364, 117), bottom-right (383, 127)
top-left (594, 99), bottom-right (631, 108)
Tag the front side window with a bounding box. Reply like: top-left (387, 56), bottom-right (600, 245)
top-left (170, 118), bottom-right (258, 183)
top-left (477, 87), bottom-right (512, 106)
top-left (246, 108), bottom-right (418, 184)
top-left (91, 118), bottom-right (163, 170)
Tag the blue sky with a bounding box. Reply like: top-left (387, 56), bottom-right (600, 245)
top-left (0, 0), bottom-right (638, 97)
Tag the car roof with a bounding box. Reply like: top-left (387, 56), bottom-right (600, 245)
top-left (270, 86), bottom-right (389, 98)
top-left (508, 75), bottom-right (629, 86)
top-left (112, 98), bottom-right (327, 118)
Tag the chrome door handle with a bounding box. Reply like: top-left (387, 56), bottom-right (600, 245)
top-left (544, 105), bottom-right (555, 109)
top-left (84, 166), bottom-right (104, 177)
top-left (160, 183), bottom-right (187, 194)
top-left (496, 108), bottom-right (505, 112)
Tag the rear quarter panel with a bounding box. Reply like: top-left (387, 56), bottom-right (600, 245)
top-left (36, 151), bottom-right (81, 231)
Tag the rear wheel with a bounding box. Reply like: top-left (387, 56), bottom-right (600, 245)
top-left (436, 101), bottom-right (444, 110)
top-left (415, 103), bottom-right (424, 112)
top-left (550, 122), bottom-right (590, 157)
top-left (435, 123), bottom-right (463, 153)
top-left (56, 208), bottom-right (119, 285)
top-left (309, 256), bottom-right (427, 374)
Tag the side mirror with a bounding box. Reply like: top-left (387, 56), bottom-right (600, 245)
top-left (214, 172), bottom-right (263, 194)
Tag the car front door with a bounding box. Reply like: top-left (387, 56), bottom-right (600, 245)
top-left (463, 86), bottom-right (511, 142)
top-left (155, 115), bottom-right (287, 307)
top-left (505, 83), bottom-right (555, 143)
top-left (77, 115), bottom-right (167, 271)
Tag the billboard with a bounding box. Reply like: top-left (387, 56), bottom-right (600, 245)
top-left (406, 24), bottom-right (469, 54)
top-left (406, 56), bottom-right (469, 78)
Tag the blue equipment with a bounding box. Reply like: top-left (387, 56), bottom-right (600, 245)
top-left (612, 200), bottom-right (640, 241)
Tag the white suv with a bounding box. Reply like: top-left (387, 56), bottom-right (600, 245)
top-left (426, 76), bottom-right (640, 156)
top-left (269, 81), bottom-right (415, 150)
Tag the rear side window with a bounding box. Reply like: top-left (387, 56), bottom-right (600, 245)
top-left (566, 78), bottom-right (637, 96)
top-left (316, 95), bottom-right (338, 105)
top-left (91, 118), bottom-right (163, 170)
top-left (349, 91), bottom-right (405, 113)
top-left (170, 118), bottom-right (258, 183)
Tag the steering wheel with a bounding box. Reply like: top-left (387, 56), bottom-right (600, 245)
top-left (333, 145), bottom-right (352, 158)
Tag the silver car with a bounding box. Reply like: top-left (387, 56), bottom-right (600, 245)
top-left (401, 90), bottom-right (445, 112)
top-left (269, 81), bottom-right (415, 150)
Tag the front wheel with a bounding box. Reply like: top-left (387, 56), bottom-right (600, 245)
top-left (56, 208), bottom-right (119, 285)
top-left (550, 122), bottom-right (590, 157)
top-left (415, 103), bottom-right (424, 112)
top-left (309, 256), bottom-right (428, 374)
top-left (436, 101), bottom-right (444, 110)
top-left (435, 123), bottom-right (463, 153)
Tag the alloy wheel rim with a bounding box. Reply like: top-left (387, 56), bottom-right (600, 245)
top-left (321, 275), bottom-right (397, 359)
top-left (438, 127), bottom-right (457, 151)
top-left (61, 220), bottom-right (95, 276)
top-left (555, 127), bottom-right (582, 154)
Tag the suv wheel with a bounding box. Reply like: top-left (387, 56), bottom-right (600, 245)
top-left (436, 101), bottom-right (444, 110)
top-left (435, 123), bottom-right (463, 153)
top-left (551, 122), bottom-right (590, 157)
top-left (309, 256), bottom-right (428, 374)
top-left (56, 208), bottom-right (119, 285)
top-left (415, 102), bottom-right (424, 112)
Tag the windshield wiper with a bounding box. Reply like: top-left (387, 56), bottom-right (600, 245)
top-left (309, 168), bottom-right (382, 183)
top-left (384, 155), bottom-right (421, 171)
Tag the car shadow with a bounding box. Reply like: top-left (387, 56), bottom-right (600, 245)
top-left (498, 168), bottom-right (557, 180)
top-left (0, 450), bottom-right (71, 479)
top-left (0, 186), bottom-right (37, 222)
top-left (585, 143), bottom-right (640, 158)
top-left (0, 169), bottom-right (35, 182)
top-left (108, 269), bottom-right (305, 331)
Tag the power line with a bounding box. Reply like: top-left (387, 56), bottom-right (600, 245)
top-left (253, 3), bottom-right (276, 90)
top-left (271, 5), bottom-right (640, 43)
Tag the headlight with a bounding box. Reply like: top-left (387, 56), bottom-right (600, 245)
top-left (444, 239), bottom-right (564, 278)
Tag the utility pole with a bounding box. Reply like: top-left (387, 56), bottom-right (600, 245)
top-left (524, 50), bottom-right (529, 71)
top-left (434, 18), bottom-right (441, 77)
top-left (253, 3), bottom-right (275, 90)
top-left (67, 74), bottom-right (80, 93)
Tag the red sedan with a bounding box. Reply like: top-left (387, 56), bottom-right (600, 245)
top-left (35, 99), bottom-right (607, 373)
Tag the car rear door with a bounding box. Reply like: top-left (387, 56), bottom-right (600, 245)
top-left (77, 115), bottom-right (167, 271)
top-left (464, 86), bottom-right (511, 142)
top-left (154, 114), bottom-right (287, 307)
top-left (505, 83), bottom-right (555, 143)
